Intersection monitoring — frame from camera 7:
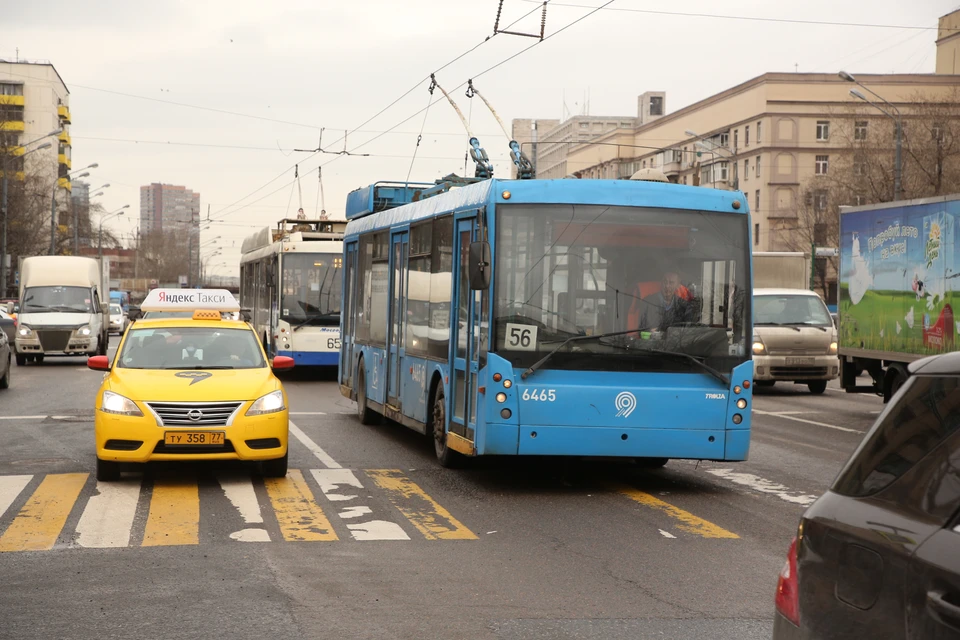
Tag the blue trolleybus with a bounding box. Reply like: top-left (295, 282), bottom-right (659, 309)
top-left (338, 177), bottom-right (753, 466)
top-left (240, 218), bottom-right (346, 366)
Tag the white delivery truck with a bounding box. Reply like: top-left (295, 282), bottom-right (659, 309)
top-left (751, 252), bottom-right (840, 394)
top-left (15, 256), bottom-right (109, 365)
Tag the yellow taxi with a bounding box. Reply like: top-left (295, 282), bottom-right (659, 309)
top-left (88, 289), bottom-right (294, 481)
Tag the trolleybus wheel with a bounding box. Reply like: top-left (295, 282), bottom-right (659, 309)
top-left (355, 362), bottom-right (380, 426)
top-left (430, 387), bottom-right (459, 468)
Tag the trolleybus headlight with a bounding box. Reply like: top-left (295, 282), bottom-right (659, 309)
top-left (500, 409), bottom-right (512, 419)
top-left (733, 385), bottom-right (742, 394)
top-left (743, 380), bottom-right (751, 389)
top-left (732, 413), bottom-right (743, 424)
top-left (828, 342), bottom-right (838, 355)
top-left (736, 398), bottom-right (748, 409)
top-left (503, 379), bottom-right (512, 389)
top-left (493, 373), bottom-right (502, 382)
top-left (101, 391), bottom-right (143, 417)
top-left (246, 390), bottom-right (286, 416)
top-left (495, 392), bottom-right (507, 403)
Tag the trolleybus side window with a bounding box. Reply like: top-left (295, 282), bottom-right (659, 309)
top-left (406, 221), bottom-right (432, 357)
top-left (429, 216), bottom-right (454, 359)
top-left (356, 233), bottom-right (374, 342)
top-left (369, 231), bottom-right (389, 344)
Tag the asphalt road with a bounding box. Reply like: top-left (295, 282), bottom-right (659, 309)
top-left (0, 351), bottom-right (883, 640)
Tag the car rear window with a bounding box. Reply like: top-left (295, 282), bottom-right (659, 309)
top-left (833, 375), bottom-right (960, 499)
top-left (118, 327), bottom-right (265, 370)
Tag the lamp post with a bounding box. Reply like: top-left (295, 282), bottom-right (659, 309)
top-left (839, 71), bottom-right (902, 201)
top-left (1, 140), bottom-right (54, 298)
top-left (75, 183), bottom-right (109, 254)
top-left (98, 205), bottom-right (130, 263)
top-left (50, 162), bottom-right (98, 255)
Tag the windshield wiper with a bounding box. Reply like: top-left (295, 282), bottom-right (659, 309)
top-left (642, 349), bottom-right (729, 386)
top-left (292, 312), bottom-right (340, 332)
top-left (787, 322), bottom-right (829, 332)
top-left (521, 329), bottom-right (645, 379)
top-left (755, 322), bottom-right (801, 332)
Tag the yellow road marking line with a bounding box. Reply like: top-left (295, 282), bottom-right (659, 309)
top-left (142, 479), bottom-right (199, 547)
top-left (365, 469), bottom-right (477, 540)
top-left (0, 473), bottom-right (88, 552)
top-left (264, 470), bottom-right (337, 541)
top-left (615, 485), bottom-right (739, 539)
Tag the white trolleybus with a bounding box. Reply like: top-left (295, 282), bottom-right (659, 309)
top-left (240, 218), bottom-right (346, 366)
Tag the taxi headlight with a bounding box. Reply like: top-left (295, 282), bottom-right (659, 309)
top-left (246, 390), bottom-right (286, 416)
top-left (17, 324), bottom-right (32, 338)
top-left (101, 390), bottom-right (143, 416)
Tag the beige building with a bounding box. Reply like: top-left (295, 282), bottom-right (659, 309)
top-left (0, 59), bottom-right (72, 190)
top-left (937, 9), bottom-right (960, 74)
top-left (509, 118), bottom-right (559, 178)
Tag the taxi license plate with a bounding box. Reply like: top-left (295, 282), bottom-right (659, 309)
top-left (785, 357), bottom-right (816, 365)
top-left (164, 431), bottom-right (225, 446)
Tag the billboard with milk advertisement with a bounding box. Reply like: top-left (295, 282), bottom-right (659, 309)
top-left (839, 195), bottom-right (960, 357)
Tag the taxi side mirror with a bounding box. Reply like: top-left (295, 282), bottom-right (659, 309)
top-left (87, 355), bottom-right (111, 371)
top-left (271, 356), bottom-right (295, 370)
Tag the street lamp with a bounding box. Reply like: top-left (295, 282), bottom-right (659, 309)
top-left (98, 205), bottom-right (130, 263)
top-left (75, 183), bottom-right (110, 254)
top-left (50, 162), bottom-right (98, 255)
top-left (1, 141), bottom-right (54, 298)
top-left (839, 70), bottom-right (903, 200)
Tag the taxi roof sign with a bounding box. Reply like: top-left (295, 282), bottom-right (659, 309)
top-left (140, 289), bottom-right (240, 313)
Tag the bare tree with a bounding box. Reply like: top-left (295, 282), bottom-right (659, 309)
top-left (137, 229), bottom-right (191, 284)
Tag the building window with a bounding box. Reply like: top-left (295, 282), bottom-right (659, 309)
top-left (719, 132), bottom-right (729, 147)
top-left (754, 223), bottom-right (760, 246)
top-left (649, 96), bottom-right (663, 116)
top-left (756, 155), bottom-right (761, 177)
top-left (757, 121), bottom-right (762, 143)
top-left (813, 189), bottom-right (828, 212)
top-left (755, 190), bottom-right (761, 211)
top-left (816, 121), bottom-right (830, 141)
top-left (0, 105), bottom-right (24, 122)
top-left (855, 194), bottom-right (867, 206)
top-left (933, 122), bottom-right (944, 142)
top-left (743, 159), bottom-right (749, 181)
top-left (579, 122), bottom-right (589, 129)
top-left (642, 160), bottom-right (646, 168)
top-left (682, 176), bottom-right (687, 185)
top-left (854, 159), bottom-right (866, 176)
top-left (745, 125), bottom-right (750, 147)
top-left (854, 121), bottom-right (868, 141)
top-left (734, 129), bottom-right (739, 149)
top-left (815, 155), bottom-right (829, 175)
top-left (0, 83), bottom-right (23, 96)
top-left (672, 149), bottom-right (683, 163)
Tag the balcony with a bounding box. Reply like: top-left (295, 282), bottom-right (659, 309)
top-left (661, 160), bottom-right (682, 176)
top-left (58, 131), bottom-right (71, 146)
top-left (0, 170), bottom-right (26, 181)
top-left (0, 95), bottom-right (24, 107)
top-left (2, 146), bottom-right (26, 157)
top-left (58, 153), bottom-right (71, 169)
top-left (0, 121), bottom-right (24, 132)
top-left (58, 105), bottom-right (72, 123)
top-left (58, 177), bottom-right (72, 190)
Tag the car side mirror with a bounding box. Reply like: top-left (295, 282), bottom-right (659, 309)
top-left (468, 241), bottom-right (491, 290)
top-left (271, 355), bottom-right (295, 370)
top-left (87, 355), bottom-right (111, 371)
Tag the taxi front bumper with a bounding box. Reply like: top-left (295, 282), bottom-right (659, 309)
top-left (753, 354), bottom-right (839, 381)
top-left (95, 405), bottom-right (288, 463)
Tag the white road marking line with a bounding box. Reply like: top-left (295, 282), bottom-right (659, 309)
top-left (706, 469), bottom-right (818, 506)
top-left (0, 475), bottom-right (32, 519)
top-left (346, 521), bottom-right (410, 541)
top-left (311, 469), bottom-right (361, 501)
top-left (659, 529), bottom-right (677, 539)
top-left (339, 506), bottom-right (373, 519)
top-left (289, 420), bottom-right (341, 468)
top-left (229, 528), bottom-right (271, 542)
top-left (0, 416), bottom-right (46, 420)
top-left (753, 409), bottom-right (864, 434)
top-left (289, 412), bottom-right (327, 415)
top-left (217, 477), bottom-right (265, 524)
top-left (75, 479), bottom-right (141, 548)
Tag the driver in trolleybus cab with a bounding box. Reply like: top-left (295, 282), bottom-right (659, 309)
top-left (628, 268), bottom-right (696, 334)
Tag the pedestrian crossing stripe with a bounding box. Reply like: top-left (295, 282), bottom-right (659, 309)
top-left (0, 469), bottom-right (474, 552)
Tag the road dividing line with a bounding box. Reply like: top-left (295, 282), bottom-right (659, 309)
top-left (288, 420), bottom-right (341, 469)
top-left (705, 469), bottom-right (817, 506)
top-left (142, 479), bottom-right (199, 547)
top-left (0, 475), bottom-right (32, 520)
top-left (0, 416), bottom-right (46, 420)
top-left (615, 485), bottom-right (739, 539)
top-left (365, 469), bottom-right (477, 540)
top-left (0, 473), bottom-right (88, 552)
top-left (264, 469), bottom-right (338, 542)
top-left (753, 409), bottom-right (864, 434)
top-left (75, 479), bottom-right (141, 548)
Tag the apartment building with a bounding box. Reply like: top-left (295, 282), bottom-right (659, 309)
top-left (139, 182), bottom-right (201, 280)
top-left (0, 59), bottom-right (71, 190)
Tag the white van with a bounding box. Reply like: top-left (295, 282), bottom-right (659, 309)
top-left (752, 288), bottom-right (839, 394)
top-left (15, 256), bottom-right (109, 365)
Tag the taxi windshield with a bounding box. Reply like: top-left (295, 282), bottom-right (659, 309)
top-left (117, 326), bottom-right (266, 370)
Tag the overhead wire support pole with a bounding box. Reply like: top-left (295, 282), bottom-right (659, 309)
top-left (466, 79), bottom-right (535, 179)
top-left (431, 74), bottom-right (493, 179)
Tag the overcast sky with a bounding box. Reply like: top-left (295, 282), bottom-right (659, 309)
top-left (5, 0), bottom-right (958, 275)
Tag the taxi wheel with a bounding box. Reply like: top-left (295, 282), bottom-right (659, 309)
top-left (96, 458), bottom-right (121, 482)
top-left (260, 453), bottom-right (288, 478)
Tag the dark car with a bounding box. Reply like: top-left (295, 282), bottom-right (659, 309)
top-left (774, 351), bottom-right (960, 639)
top-left (0, 309), bottom-right (15, 345)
